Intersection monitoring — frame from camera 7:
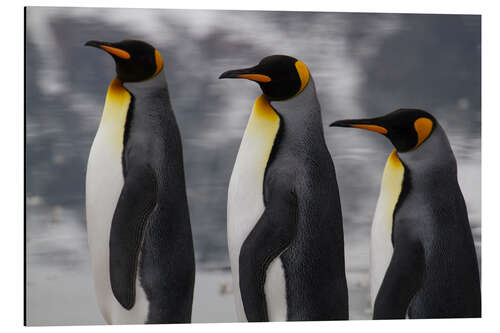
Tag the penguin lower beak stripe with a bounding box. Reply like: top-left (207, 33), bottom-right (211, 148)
top-left (99, 45), bottom-right (131, 59)
top-left (330, 120), bottom-right (388, 134)
top-left (219, 68), bottom-right (271, 82)
top-left (236, 74), bottom-right (272, 82)
top-left (350, 124), bottom-right (388, 134)
top-left (85, 40), bottom-right (131, 59)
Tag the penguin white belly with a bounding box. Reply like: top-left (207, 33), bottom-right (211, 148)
top-left (263, 257), bottom-right (287, 321)
top-left (85, 80), bottom-right (149, 324)
top-left (370, 150), bottom-right (405, 307)
top-left (227, 95), bottom-right (285, 321)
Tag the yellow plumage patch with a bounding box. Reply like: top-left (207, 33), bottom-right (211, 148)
top-left (370, 149), bottom-right (405, 305)
top-left (99, 77), bottom-right (131, 154)
top-left (380, 149), bottom-right (405, 234)
top-left (246, 95), bottom-right (280, 132)
top-left (243, 95), bottom-right (280, 172)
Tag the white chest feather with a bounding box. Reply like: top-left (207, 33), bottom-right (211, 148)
top-left (370, 149), bottom-right (405, 307)
top-left (85, 78), bottom-right (149, 324)
top-left (227, 95), bottom-right (287, 321)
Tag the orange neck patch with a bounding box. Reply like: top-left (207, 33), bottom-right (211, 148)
top-left (295, 60), bottom-right (310, 95)
top-left (153, 49), bottom-right (164, 77)
top-left (413, 117), bottom-right (434, 149)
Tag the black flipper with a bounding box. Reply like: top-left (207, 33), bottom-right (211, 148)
top-left (109, 165), bottom-right (157, 310)
top-left (239, 193), bottom-right (298, 322)
top-left (373, 241), bottom-right (424, 319)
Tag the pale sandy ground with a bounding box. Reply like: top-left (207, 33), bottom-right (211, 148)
top-left (26, 204), bottom-right (237, 325)
top-left (26, 203), bottom-right (371, 326)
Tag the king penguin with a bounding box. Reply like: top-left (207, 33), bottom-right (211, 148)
top-left (84, 40), bottom-right (195, 324)
top-left (219, 55), bottom-right (348, 322)
top-left (331, 109), bottom-right (481, 319)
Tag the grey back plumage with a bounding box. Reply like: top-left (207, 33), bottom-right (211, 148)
top-left (121, 72), bottom-right (195, 323)
top-left (387, 124), bottom-right (481, 318)
top-left (267, 78), bottom-right (348, 320)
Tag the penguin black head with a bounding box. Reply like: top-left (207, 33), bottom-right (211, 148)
top-left (85, 39), bottom-right (164, 82)
top-left (330, 109), bottom-right (436, 152)
top-left (219, 55), bottom-right (310, 101)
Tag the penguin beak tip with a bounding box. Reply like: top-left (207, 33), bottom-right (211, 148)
top-left (85, 40), bottom-right (101, 48)
top-left (219, 71), bottom-right (234, 80)
top-left (329, 121), bottom-right (349, 128)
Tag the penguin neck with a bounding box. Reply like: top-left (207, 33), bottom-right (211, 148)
top-left (122, 72), bottom-right (174, 126)
top-left (269, 78), bottom-right (326, 156)
top-left (123, 71), bottom-right (169, 97)
top-left (397, 124), bottom-right (457, 181)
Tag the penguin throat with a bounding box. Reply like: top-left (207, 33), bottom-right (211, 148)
top-left (241, 95), bottom-right (281, 177)
top-left (103, 78), bottom-right (130, 117)
top-left (249, 95), bottom-right (280, 133)
top-left (109, 77), bottom-right (124, 92)
top-left (99, 77), bottom-right (132, 154)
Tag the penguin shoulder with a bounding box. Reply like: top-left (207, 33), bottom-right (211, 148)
top-left (268, 159), bottom-right (317, 197)
top-left (393, 192), bottom-right (439, 246)
top-left (392, 214), bottom-right (423, 246)
top-left (264, 164), bottom-right (298, 204)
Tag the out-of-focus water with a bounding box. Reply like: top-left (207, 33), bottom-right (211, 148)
top-left (25, 7), bottom-right (480, 325)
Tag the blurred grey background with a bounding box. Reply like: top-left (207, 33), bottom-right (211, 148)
top-left (25, 7), bottom-right (481, 325)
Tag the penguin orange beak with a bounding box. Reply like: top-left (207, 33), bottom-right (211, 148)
top-left (330, 118), bottom-right (388, 135)
top-left (219, 67), bottom-right (271, 83)
top-left (85, 40), bottom-right (131, 60)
